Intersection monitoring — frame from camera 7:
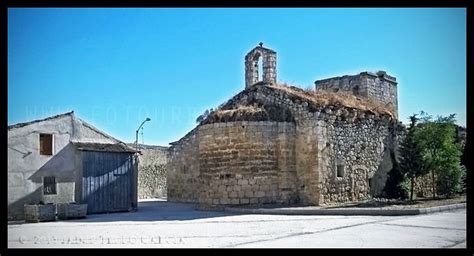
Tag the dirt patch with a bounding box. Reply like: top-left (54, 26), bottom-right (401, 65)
top-left (223, 195), bottom-right (466, 211)
top-left (324, 195), bottom-right (466, 209)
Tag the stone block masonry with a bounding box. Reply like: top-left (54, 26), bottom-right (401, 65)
top-left (197, 121), bottom-right (297, 205)
top-left (168, 93), bottom-right (401, 206)
top-left (169, 121), bottom-right (298, 206)
top-left (245, 44), bottom-right (277, 88)
top-left (315, 71), bottom-right (398, 119)
top-left (168, 44), bottom-right (403, 207)
top-left (167, 130), bottom-right (199, 203)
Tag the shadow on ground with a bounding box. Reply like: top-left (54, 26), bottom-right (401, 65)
top-left (63, 200), bottom-right (235, 223)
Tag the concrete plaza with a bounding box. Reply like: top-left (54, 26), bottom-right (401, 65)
top-left (8, 199), bottom-right (466, 248)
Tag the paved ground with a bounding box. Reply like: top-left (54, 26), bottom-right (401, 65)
top-left (8, 199), bottom-right (466, 248)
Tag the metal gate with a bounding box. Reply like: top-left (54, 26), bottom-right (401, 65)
top-left (82, 151), bottom-right (134, 214)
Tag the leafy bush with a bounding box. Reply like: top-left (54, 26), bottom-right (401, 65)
top-left (436, 165), bottom-right (464, 198)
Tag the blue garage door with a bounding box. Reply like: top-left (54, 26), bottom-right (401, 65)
top-left (82, 151), bottom-right (134, 214)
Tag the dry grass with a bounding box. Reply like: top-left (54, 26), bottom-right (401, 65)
top-left (204, 104), bottom-right (270, 123)
top-left (269, 83), bottom-right (395, 118)
top-left (213, 105), bottom-right (264, 118)
top-left (203, 82), bottom-right (395, 124)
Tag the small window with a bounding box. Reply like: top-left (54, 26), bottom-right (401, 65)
top-left (39, 134), bottom-right (53, 155)
top-left (352, 85), bottom-right (360, 96)
top-left (336, 165), bottom-right (344, 178)
top-left (257, 55), bottom-right (263, 81)
top-left (43, 176), bottom-right (56, 195)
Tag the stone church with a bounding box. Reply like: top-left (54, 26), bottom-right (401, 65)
top-left (168, 44), bottom-right (403, 206)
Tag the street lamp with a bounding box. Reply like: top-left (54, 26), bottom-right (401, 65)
top-left (135, 117), bottom-right (151, 151)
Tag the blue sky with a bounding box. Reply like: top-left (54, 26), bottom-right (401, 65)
top-left (8, 8), bottom-right (466, 146)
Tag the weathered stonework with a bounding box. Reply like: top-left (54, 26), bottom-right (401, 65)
top-left (200, 121), bottom-right (296, 205)
top-left (315, 71), bottom-right (398, 119)
top-left (133, 144), bottom-right (169, 199)
top-left (415, 173), bottom-right (437, 198)
top-left (168, 121), bottom-right (298, 205)
top-left (168, 45), bottom-right (403, 207)
top-left (167, 130), bottom-right (199, 203)
top-left (320, 118), bottom-right (391, 203)
top-left (245, 44), bottom-right (277, 88)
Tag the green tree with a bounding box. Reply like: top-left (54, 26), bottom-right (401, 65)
top-left (457, 126), bottom-right (467, 193)
top-left (461, 144), bottom-right (467, 193)
top-left (415, 112), bottom-right (464, 198)
top-left (398, 114), bottom-right (427, 200)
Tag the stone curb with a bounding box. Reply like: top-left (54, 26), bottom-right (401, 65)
top-left (417, 203), bottom-right (466, 215)
top-left (223, 203), bottom-right (466, 216)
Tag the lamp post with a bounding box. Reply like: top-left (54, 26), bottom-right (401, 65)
top-left (135, 117), bottom-right (151, 151)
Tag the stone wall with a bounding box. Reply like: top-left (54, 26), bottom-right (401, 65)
top-left (245, 45), bottom-right (277, 88)
top-left (197, 121), bottom-right (297, 205)
top-left (168, 121), bottom-right (298, 205)
top-left (319, 117), bottom-right (392, 204)
top-left (167, 129), bottom-right (200, 202)
top-left (135, 145), bottom-right (169, 199)
top-left (169, 84), bottom-right (401, 206)
top-left (415, 173), bottom-right (436, 198)
top-left (315, 71), bottom-right (398, 118)
top-left (223, 84), bottom-right (399, 204)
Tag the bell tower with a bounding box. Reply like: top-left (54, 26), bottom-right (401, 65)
top-left (245, 43), bottom-right (277, 89)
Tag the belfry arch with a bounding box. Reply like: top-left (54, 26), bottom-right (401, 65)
top-left (244, 43), bottom-right (277, 89)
